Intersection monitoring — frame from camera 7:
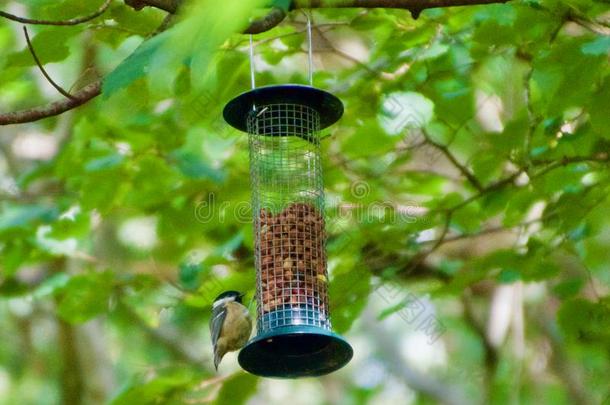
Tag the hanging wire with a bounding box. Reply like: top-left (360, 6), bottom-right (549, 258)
top-left (249, 14), bottom-right (314, 89)
top-left (249, 34), bottom-right (256, 90)
top-left (306, 13), bottom-right (314, 86)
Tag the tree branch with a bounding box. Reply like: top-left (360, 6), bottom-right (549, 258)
top-left (0, 0), bottom-right (112, 26)
top-left (125, 0), bottom-right (179, 13)
top-left (0, 0), bottom-right (511, 125)
top-left (0, 13), bottom-right (173, 126)
top-left (244, 7), bottom-right (287, 34)
top-left (23, 26), bottom-right (75, 100)
top-left (568, 12), bottom-right (610, 36)
top-left (445, 170), bottom-right (522, 213)
top-left (295, 0), bottom-right (509, 15)
top-left (0, 81), bottom-right (101, 125)
top-left (404, 211), bottom-right (452, 276)
top-left (58, 318), bottom-right (85, 405)
top-left (423, 131), bottom-right (484, 191)
top-left (293, 0), bottom-right (507, 7)
top-left (133, 0), bottom-right (511, 31)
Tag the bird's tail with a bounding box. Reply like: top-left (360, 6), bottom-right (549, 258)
top-left (214, 350), bottom-right (222, 371)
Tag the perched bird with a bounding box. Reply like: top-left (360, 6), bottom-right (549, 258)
top-left (210, 290), bottom-right (253, 370)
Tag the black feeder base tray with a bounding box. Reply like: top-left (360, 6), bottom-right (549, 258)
top-left (238, 325), bottom-right (353, 378)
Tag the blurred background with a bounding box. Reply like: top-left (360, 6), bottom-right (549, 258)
top-left (1, 0), bottom-right (609, 404)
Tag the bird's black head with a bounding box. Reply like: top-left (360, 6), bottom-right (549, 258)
top-left (213, 290), bottom-right (244, 305)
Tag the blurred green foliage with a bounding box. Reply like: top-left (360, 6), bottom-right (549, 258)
top-left (0, 0), bottom-right (609, 404)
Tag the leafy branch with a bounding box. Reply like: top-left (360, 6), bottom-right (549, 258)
top-left (22, 26), bottom-right (75, 100)
top-left (0, 0), bottom-right (112, 26)
top-left (0, 0), bottom-right (512, 126)
top-left (0, 81), bottom-right (102, 125)
top-left (0, 10), bottom-right (173, 126)
top-left (422, 131), bottom-right (484, 191)
top-left (393, 153), bottom-right (609, 278)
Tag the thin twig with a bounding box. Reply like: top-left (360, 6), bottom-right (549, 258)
top-left (23, 26), bottom-right (75, 100)
top-left (569, 13), bottom-right (610, 36)
top-left (0, 0), bottom-right (112, 26)
top-left (404, 212), bottom-right (452, 275)
top-left (423, 131), bottom-right (484, 191)
top-left (445, 170), bottom-right (523, 213)
top-left (0, 14), bottom-right (173, 126)
top-left (582, 264), bottom-right (601, 302)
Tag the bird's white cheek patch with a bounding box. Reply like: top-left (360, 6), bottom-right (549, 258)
top-left (213, 296), bottom-right (235, 309)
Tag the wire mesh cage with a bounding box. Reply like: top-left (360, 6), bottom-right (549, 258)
top-left (224, 85), bottom-right (352, 378)
top-left (250, 103), bottom-right (329, 331)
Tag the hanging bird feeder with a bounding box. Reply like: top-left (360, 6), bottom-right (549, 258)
top-left (222, 23), bottom-right (352, 378)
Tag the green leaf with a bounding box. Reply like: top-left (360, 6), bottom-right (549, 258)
top-left (558, 299), bottom-right (610, 345)
top-left (0, 240), bottom-right (30, 277)
top-left (344, 119), bottom-right (396, 158)
top-left (330, 262), bottom-right (371, 334)
top-left (378, 92), bottom-right (435, 135)
top-left (48, 210), bottom-right (91, 240)
top-left (79, 172), bottom-right (125, 212)
top-left (171, 151), bottom-right (225, 183)
top-left (378, 300), bottom-right (408, 321)
top-left (6, 27), bottom-right (80, 67)
top-left (471, 152), bottom-right (503, 186)
top-left (127, 156), bottom-right (180, 209)
top-left (552, 278), bottom-right (584, 299)
top-left (213, 372), bottom-right (258, 405)
top-left (522, 260), bottom-right (560, 281)
top-left (111, 369), bottom-right (199, 405)
top-left (503, 187), bottom-right (537, 227)
top-left (271, 0), bottom-right (292, 12)
top-left (452, 203), bottom-right (482, 234)
top-left (57, 272), bottom-right (113, 323)
top-left (33, 273), bottom-right (70, 299)
top-left (530, 38), bottom-right (607, 115)
top-left (588, 78), bottom-right (610, 138)
top-left (84, 154), bottom-right (125, 172)
top-left (581, 36), bottom-right (610, 56)
top-left (0, 277), bottom-right (30, 297)
top-left (179, 262), bottom-right (204, 291)
top-left (109, 5), bottom-right (164, 36)
top-left (498, 268), bottom-right (521, 283)
top-left (146, 0), bottom-right (268, 95)
top-left (102, 32), bottom-right (167, 98)
top-left (0, 204), bottom-right (57, 235)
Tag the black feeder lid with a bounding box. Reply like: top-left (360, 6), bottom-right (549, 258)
top-left (238, 325), bottom-right (353, 378)
top-left (223, 84), bottom-right (344, 132)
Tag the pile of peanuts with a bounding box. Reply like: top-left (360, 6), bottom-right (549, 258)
top-left (257, 202), bottom-right (328, 314)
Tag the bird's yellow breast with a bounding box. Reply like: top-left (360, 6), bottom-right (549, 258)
top-left (220, 301), bottom-right (253, 352)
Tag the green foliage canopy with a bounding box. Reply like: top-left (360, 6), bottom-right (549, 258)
top-left (0, 0), bottom-right (609, 403)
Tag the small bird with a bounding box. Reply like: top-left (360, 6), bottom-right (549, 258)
top-left (209, 290), bottom-right (253, 370)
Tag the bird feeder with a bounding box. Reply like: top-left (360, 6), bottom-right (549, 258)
top-left (223, 84), bottom-right (353, 378)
